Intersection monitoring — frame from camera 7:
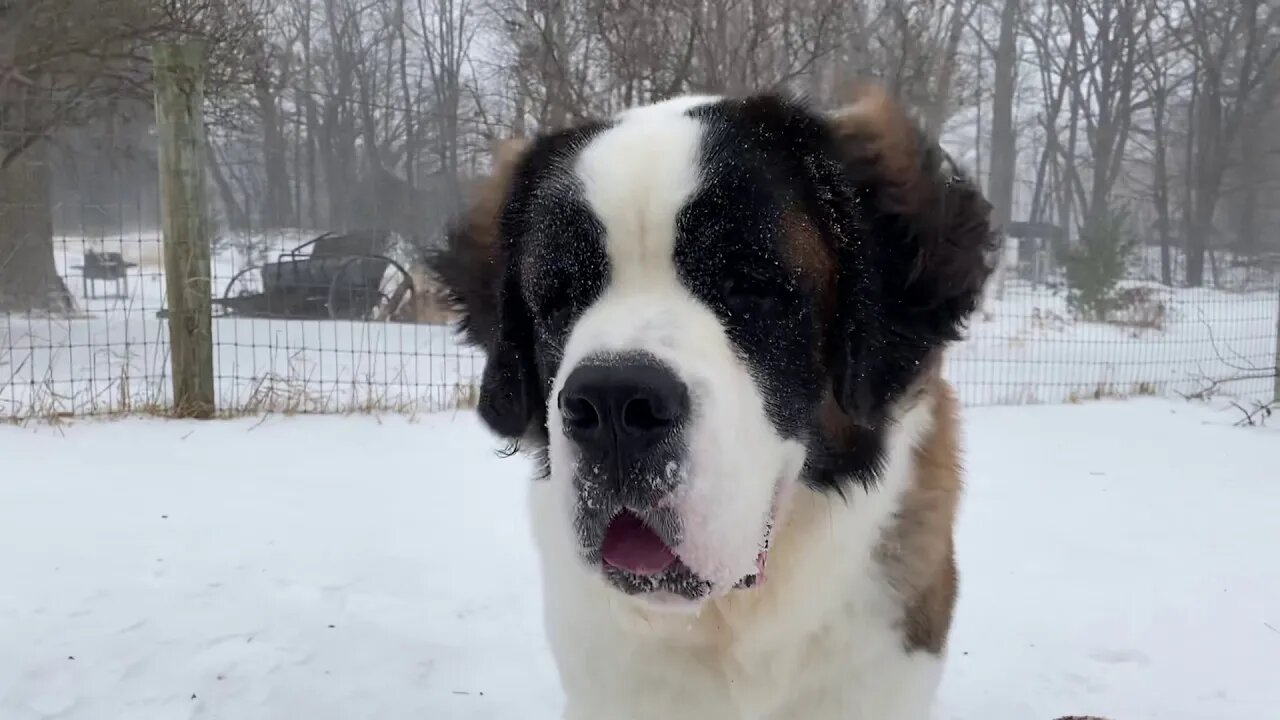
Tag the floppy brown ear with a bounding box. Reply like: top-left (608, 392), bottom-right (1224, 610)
top-left (827, 85), bottom-right (995, 426)
top-left (428, 137), bottom-right (530, 350)
top-left (428, 137), bottom-right (542, 439)
top-left (488, 137), bottom-right (529, 172)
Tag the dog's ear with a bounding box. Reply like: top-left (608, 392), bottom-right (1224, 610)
top-left (428, 137), bottom-right (543, 440)
top-left (827, 85), bottom-right (995, 426)
top-left (428, 137), bottom-right (529, 349)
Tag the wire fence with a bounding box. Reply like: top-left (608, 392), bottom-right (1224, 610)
top-left (0, 233), bottom-right (484, 419)
top-left (0, 218), bottom-right (484, 419)
top-left (3, 71), bottom-right (1279, 421)
top-left (954, 248), bottom-right (1280, 405)
top-left (5, 211), bottom-right (1277, 421)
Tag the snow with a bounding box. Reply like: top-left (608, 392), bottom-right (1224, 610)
top-left (2, 399), bottom-right (1277, 719)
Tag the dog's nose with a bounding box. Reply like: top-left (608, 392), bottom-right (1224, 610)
top-left (559, 360), bottom-right (688, 457)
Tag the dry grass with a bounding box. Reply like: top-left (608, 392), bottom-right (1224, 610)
top-left (1108, 286), bottom-right (1169, 331)
top-left (4, 379), bottom-right (483, 426)
top-left (1066, 379), bottom-right (1161, 404)
top-left (2, 336), bottom-right (482, 426)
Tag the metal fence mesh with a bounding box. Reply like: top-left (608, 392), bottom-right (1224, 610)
top-left (950, 258), bottom-right (1280, 406)
top-left (1, 226), bottom-right (486, 418)
top-left (6, 216), bottom-right (1277, 420)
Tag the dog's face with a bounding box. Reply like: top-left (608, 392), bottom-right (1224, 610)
top-left (431, 89), bottom-right (993, 606)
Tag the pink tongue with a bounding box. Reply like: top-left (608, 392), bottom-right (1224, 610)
top-left (601, 511), bottom-right (677, 576)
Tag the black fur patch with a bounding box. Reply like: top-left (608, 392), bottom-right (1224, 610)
top-left (680, 93), bottom-right (993, 493)
top-left (428, 121), bottom-right (611, 444)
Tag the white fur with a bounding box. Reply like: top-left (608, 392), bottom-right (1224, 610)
top-left (532, 400), bottom-right (942, 720)
top-left (616, 94), bottom-right (722, 120)
top-left (552, 105), bottom-right (804, 593)
top-left (529, 98), bottom-right (947, 719)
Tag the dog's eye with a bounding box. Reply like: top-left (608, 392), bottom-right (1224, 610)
top-left (534, 298), bottom-right (575, 333)
top-left (721, 274), bottom-right (779, 316)
top-left (533, 284), bottom-right (580, 334)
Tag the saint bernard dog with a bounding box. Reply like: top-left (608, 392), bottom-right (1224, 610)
top-left (429, 84), bottom-right (995, 720)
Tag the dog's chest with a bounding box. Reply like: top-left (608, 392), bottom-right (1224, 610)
top-left (720, 598), bottom-right (944, 720)
top-left (552, 580), bottom-right (940, 720)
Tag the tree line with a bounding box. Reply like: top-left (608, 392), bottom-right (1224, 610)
top-left (1, 0), bottom-right (1277, 312)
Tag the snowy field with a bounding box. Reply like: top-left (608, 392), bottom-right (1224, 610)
top-left (2, 399), bottom-right (1278, 720)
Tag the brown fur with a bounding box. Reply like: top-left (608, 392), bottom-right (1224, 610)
top-left (829, 84), bottom-right (928, 218)
top-left (782, 209), bottom-right (838, 375)
top-left (465, 138), bottom-right (530, 254)
top-left (782, 210), bottom-right (835, 301)
top-left (829, 84), bottom-right (995, 305)
top-left (777, 91), bottom-right (979, 655)
top-left (488, 137), bottom-right (530, 169)
top-left (406, 269), bottom-right (455, 324)
top-left (787, 90), bottom-right (978, 657)
top-left (430, 138), bottom-right (530, 348)
top-left (823, 90), bottom-right (976, 637)
top-left (879, 373), bottom-right (964, 654)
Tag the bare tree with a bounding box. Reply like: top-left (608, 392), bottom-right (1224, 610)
top-left (1174, 0), bottom-right (1280, 286)
top-left (987, 0), bottom-right (1018, 233)
top-left (1134, 0), bottom-right (1185, 286)
top-left (0, 0), bottom-right (260, 312)
top-left (413, 0), bottom-right (475, 202)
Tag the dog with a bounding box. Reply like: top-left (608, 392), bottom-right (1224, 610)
top-left (429, 84), bottom-right (995, 720)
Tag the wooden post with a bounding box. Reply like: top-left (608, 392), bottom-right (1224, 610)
top-left (1273, 280), bottom-right (1280, 404)
top-left (154, 41), bottom-right (215, 418)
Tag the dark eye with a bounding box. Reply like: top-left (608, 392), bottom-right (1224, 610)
top-left (540, 303), bottom-right (576, 332)
top-left (533, 283), bottom-right (578, 334)
top-left (721, 273), bottom-right (780, 315)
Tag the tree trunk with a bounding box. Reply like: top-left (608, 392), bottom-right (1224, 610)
top-left (1235, 120), bottom-right (1262, 255)
top-left (1186, 84), bottom-right (1225, 288)
top-left (0, 138), bottom-right (73, 313)
top-left (1149, 78), bottom-right (1173, 286)
top-left (301, 0), bottom-right (319, 227)
top-left (988, 0), bottom-right (1019, 231)
top-left (258, 83), bottom-right (293, 229)
top-left (982, 0), bottom-right (1019, 304)
top-left (206, 142), bottom-right (249, 230)
top-left (925, 0), bottom-right (975, 135)
top-left (1181, 64), bottom-right (1199, 286)
top-left (1186, 188), bottom-right (1217, 288)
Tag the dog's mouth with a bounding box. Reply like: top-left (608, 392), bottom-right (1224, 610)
top-left (599, 508), bottom-right (774, 598)
top-left (601, 509), bottom-right (679, 575)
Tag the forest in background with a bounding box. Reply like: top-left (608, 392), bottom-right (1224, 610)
top-left (2, 0), bottom-right (1279, 313)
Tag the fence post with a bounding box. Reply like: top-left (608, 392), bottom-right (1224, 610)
top-left (1273, 280), bottom-right (1280, 404)
top-left (154, 41), bottom-right (215, 418)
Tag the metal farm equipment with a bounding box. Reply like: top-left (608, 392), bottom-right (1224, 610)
top-left (215, 230), bottom-right (416, 322)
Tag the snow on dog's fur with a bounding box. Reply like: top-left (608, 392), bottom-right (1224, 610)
top-left (430, 84), bottom-right (995, 719)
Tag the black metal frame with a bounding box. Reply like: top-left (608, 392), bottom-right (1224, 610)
top-left (72, 250), bottom-right (138, 300)
top-left (214, 231), bottom-right (415, 321)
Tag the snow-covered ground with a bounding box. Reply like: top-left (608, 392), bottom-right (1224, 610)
top-left (2, 399), bottom-right (1277, 719)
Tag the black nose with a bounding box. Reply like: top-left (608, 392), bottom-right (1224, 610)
top-left (559, 360), bottom-right (688, 456)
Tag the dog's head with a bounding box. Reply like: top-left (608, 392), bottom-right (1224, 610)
top-left (430, 88), bottom-right (993, 606)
